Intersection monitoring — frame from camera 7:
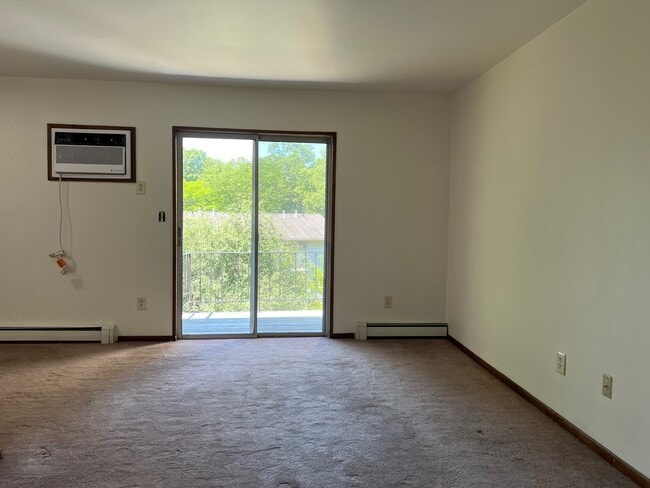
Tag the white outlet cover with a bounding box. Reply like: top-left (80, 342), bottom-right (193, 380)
top-left (556, 352), bottom-right (566, 375)
top-left (602, 374), bottom-right (613, 398)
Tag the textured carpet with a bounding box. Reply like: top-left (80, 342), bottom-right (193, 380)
top-left (0, 339), bottom-right (637, 487)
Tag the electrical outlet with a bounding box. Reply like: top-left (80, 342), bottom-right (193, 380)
top-left (384, 295), bottom-right (393, 309)
top-left (602, 374), bottom-right (613, 399)
top-left (137, 296), bottom-right (146, 311)
top-left (136, 181), bottom-right (146, 195)
top-left (556, 352), bottom-right (566, 375)
top-left (355, 321), bottom-right (367, 341)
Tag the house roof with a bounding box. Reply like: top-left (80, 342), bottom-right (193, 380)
top-left (186, 211), bottom-right (324, 241)
top-left (268, 213), bottom-right (324, 242)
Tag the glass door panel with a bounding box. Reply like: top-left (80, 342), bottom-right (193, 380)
top-left (256, 141), bottom-right (326, 334)
top-left (180, 136), bottom-right (255, 336)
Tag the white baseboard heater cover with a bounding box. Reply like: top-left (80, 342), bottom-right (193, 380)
top-left (356, 322), bottom-right (448, 340)
top-left (0, 324), bottom-right (116, 344)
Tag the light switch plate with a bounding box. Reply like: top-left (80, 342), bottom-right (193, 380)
top-left (602, 374), bottom-right (613, 399)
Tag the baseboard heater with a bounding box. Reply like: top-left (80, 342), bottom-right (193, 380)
top-left (0, 324), bottom-right (116, 344)
top-left (356, 322), bottom-right (448, 339)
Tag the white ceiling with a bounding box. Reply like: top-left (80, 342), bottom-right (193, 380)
top-left (0, 0), bottom-right (587, 93)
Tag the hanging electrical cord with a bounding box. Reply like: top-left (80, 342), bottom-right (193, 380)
top-left (58, 172), bottom-right (64, 251)
top-left (49, 173), bottom-right (69, 274)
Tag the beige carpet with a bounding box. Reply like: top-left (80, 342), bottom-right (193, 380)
top-left (0, 339), bottom-right (637, 487)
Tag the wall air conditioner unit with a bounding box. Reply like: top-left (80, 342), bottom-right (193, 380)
top-left (48, 124), bottom-right (136, 181)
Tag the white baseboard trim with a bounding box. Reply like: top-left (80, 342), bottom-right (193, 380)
top-left (0, 323), bottom-right (116, 344)
top-left (355, 322), bottom-right (448, 340)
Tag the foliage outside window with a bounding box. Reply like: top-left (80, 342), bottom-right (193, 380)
top-left (182, 143), bottom-right (326, 313)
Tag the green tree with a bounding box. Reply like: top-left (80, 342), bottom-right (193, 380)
top-left (183, 148), bottom-right (209, 181)
top-left (259, 142), bottom-right (326, 214)
top-left (183, 213), bottom-right (289, 253)
top-left (182, 142), bottom-right (326, 214)
top-left (183, 180), bottom-right (212, 210)
top-left (184, 157), bottom-right (252, 212)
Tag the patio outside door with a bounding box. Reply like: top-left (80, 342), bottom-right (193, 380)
top-left (175, 130), bottom-right (333, 338)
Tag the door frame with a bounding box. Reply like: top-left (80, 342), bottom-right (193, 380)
top-left (172, 126), bottom-right (337, 339)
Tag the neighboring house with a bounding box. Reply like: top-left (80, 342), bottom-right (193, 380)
top-left (268, 212), bottom-right (325, 269)
top-left (267, 212), bottom-right (324, 254)
top-left (185, 211), bottom-right (324, 246)
top-left (185, 210), bottom-right (325, 267)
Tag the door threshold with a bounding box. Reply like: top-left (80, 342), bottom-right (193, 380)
top-left (179, 332), bottom-right (326, 340)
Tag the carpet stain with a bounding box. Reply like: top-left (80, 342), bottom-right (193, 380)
top-left (274, 475), bottom-right (301, 487)
top-left (38, 446), bottom-right (52, 458)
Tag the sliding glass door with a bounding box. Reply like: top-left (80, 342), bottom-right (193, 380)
top-left (256, 140), bottom-right (327, 334)
top-left (179, 135), bottom-right (256, 336)
top-left (176, 130), bottom-right (333, 338)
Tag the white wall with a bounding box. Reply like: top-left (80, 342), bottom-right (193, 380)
top-left (448, 0), bottom-right (650, 476)
top-left (0, 78), bottom-right (450, 336)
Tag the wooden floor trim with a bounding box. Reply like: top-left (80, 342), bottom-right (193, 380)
top-left (117, 335), bottom-right (175, 342)
top-left (330, 332), bottom-right (354, 339)
top-left (447, 335), bottom-right (649, 487)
